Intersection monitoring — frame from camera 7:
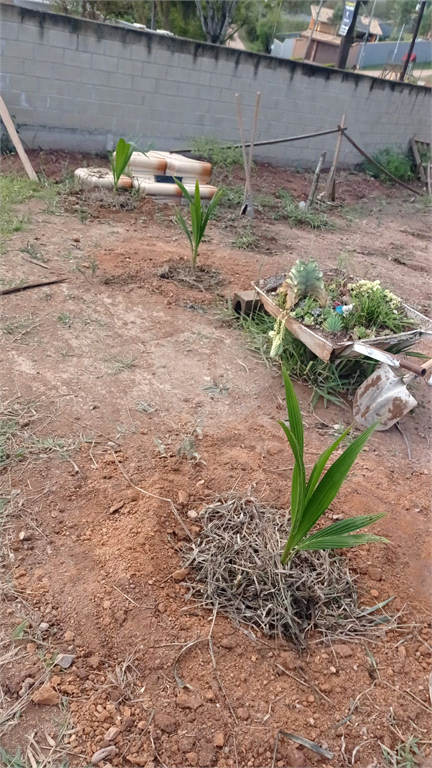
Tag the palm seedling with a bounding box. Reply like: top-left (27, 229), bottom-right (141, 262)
top-left (173, 178), bottom-right (223, 271)
top-left (279, 368), bottom-right (387, 564)
top-left (109, 138), bottom-right (136, 192)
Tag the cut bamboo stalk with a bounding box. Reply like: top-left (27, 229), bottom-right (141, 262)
top-left (0, 96), bottom-right (37, 181)
top-left (324, 114), bottom-right (346, 201)
top-left (305, 151), bottom-right (326, 210)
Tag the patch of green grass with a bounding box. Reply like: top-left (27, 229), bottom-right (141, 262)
top-left (57, 312), bottom-right (72, 327)
top-left (364, 147), bottom-right (415, 182)
top-left (237, 309), bottom-right (377, 407)
top-left (20, 241), bottom-right (47, 262)
top-left (381, 736), bottom-right (422, 768)
top-left (0, 174), bottom-right (62, 245)
top-left (108, 355), bottom-right (137, 374)
top-left (275, 190), bottom-right (334, 230)
top-left (190, 137), bottom-right (243, 174)
top-left (232, 225), bottom-right (257, 250)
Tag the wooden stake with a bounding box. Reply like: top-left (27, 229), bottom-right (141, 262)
top-left (0, 96), bottom-right (37, 181)
top-left (305, 152), bottom-right (326, 210)
top-left (324, 114), bottom-right (346, 201)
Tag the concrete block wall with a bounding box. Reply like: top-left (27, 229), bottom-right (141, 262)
top-left (1, 3), bottom-right (430, 166)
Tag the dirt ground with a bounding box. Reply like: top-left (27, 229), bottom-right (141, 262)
top-left (1, 152), bottom-right (431, 768)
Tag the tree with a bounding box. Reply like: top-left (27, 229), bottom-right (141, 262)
top-left (194, 0), bottom-right (240, 44)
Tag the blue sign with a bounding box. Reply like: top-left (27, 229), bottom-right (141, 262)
top-left (339, 1), bottom-right (356, 36)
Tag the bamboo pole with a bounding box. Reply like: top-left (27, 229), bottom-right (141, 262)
top-left (305, 152), bottom-right (326, 210)
top-left (324, 114), bottom-right (346, 201)
top-left (0, 95), bottom-right (37, 181)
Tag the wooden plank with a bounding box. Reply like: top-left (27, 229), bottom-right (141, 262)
top-left (410, 137), bottom-right (427, 183)
top-left (0, 95), bottom-right (37, 181)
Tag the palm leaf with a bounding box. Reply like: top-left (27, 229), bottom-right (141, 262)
top-left (298, 513), bottom-right (386, 549)
top-left (176, 212), bottom-right (193, 251)
top-left (278, 421), bottom-right (305, 549)
top-left (282, 367), bottom-right (304, 453)
top-left (173, 177), bottom-right (193, 204)
top-left (202, 187), bottom-right (224, 229)
top-left (297, 532), bottom-right (388, 551)
top-left (290, 422), bottom-right (377, 547)
top-left (305, 425), bottom-right (352, 503)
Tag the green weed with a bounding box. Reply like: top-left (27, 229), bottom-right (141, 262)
top-left (232, 225), bottom-right (256, 250)
top-left (364, 147), bottom-right (415, 182)
top-left (108, 355), bottom-right (137, 374)
top-left (57, 312), bottom-right (72, 327)
top-left (275, 190), bottom-right (334, 230)
top-left (190, 136), bottom-right (243, 173)
top-left (20, 241), bottom-right (47, 262)
top-left (381, 736), bottom-right (422, 768)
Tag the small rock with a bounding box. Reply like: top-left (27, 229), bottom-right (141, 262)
top-left (153, 711), bottom-right (176, 733)
top-left (64, 630), bottom-right (75, 642)
top-left (213, 732), bottom-right (225, 748)
top-left (198, 745), bottom-right (215, 766)
top-left (398, 645), bottom-right (407, 660)
top-left (368, 567), bottom-right (382, 581)
top-left (32, 685), bottom-right (60, 706)
top-left (91, 746), bottom-right (117, 764)
top-left (320, 683), bottom-right (332, 692)
top-left (186, 753), bottom-right (198, 766)
top-left (137, 720), bottom-right (147, 730)
top-left (177, 692), bottom-right (203, 711)
top-left (187, 510), bottom-right (198, 520)
top-left (172, 568), bottom-right (189, 582)
top-left (370, 588), bottom-right (379, 598)
top-left (329, 666), bottom-right (337, 674)
top-left (220, 636), bottom-right (236, 649)
top-left (104, 726), bottom-right (120, 742)
top-left (285, 746), bottom-right (305, 767)
top-left (204, 690), bottom-right (215, 701)
top-left (237, 707), bottom-right (250, 721)
top-left (72, 236), bottom-right (81, 243)
top-left (39, 622), bottom-right (50, 632)
top-left (419, 645), bottom-right (430, 656)
top-left (178, 490), bottom-right (189, 504)
top-left (55, 653), bottom-right (75, 669)
top-left (51, 675), bottom-right (61, 686)
top-left (109, 501), bottom-right (124, 515)
top-left (332, 644), bottom-right (353, 658)
top-left (19, 531), bottom-right (32, 541)
top-left (19, 677), bottom-right (34, 697)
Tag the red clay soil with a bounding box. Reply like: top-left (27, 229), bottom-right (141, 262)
top-left (1, 153), bottom-right (431, 768)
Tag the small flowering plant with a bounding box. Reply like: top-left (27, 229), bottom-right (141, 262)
top-left (343, 279), bottom-right (415, 337)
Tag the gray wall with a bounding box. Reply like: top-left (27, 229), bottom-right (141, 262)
top-left (358, 39), bottom-right (432, 68)
top-left (1, 4), bottom-right (430, 167)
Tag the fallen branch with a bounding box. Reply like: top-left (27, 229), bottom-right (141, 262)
top-left (0, 278), bottom-right (66, 296)
top-left (343, 132), bottom-right (421, 195)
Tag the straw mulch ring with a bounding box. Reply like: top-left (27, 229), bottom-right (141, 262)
top-left (182, 495), bottom-right (391, 649)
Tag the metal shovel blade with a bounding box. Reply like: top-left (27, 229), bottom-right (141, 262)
top-left (353, 364), bottom-right (418, 431)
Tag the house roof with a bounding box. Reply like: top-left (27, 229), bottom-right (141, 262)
top-left (301, 28), bottom-right (340, 46)
top-left (358, 16), bottom-right (383, 36)
top-left (310, 4), bottom-right (335, 24)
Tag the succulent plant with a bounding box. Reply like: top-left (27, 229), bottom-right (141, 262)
top-left (279, 259), bottom-right (327, 310)
top-left (323, 311), bottom-right (343, 333)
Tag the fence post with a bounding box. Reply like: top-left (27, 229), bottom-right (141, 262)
top-left (324, 115), bottom-right (346, 201)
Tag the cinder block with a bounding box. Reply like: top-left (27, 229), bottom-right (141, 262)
top-left (17, 23), bottom-right (45, 43)
top-left (141, 62), bottom-right (165, 79)
top-left (1, 21), bottom-right (18, 40)
top-left (91, 53), bottom-right (118, 72)
top-left (6, 73), bottom-right (40, 94)
top-left (1, 56), bottom-right (24, 75)
top-left (2, 39), bottom-right (33, 59)
top-left (107, 72), bottom-right (133, 90)
top-left (130, 43), bottom-right (150, 62)
top-left (53, 64), bottom-right (83, 82)
top-left (132, 76), bottom-right (157, 94)
top-left (118, 58), bottom-right (143, 76)
top-left (33, 43), bottom-right (65, 64)
top-left (64, 48), bottom-right (92, 68)
top-left (47, 28), bottom-right (78, 50)
top-left (77, 33), bottom-right (105, 53)
top-left (104, 40), bottom-right (131, 60)
top-left (84, 68), bottom-right (109, 86)
top-left (209, 73), bottom-right (232, 89)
